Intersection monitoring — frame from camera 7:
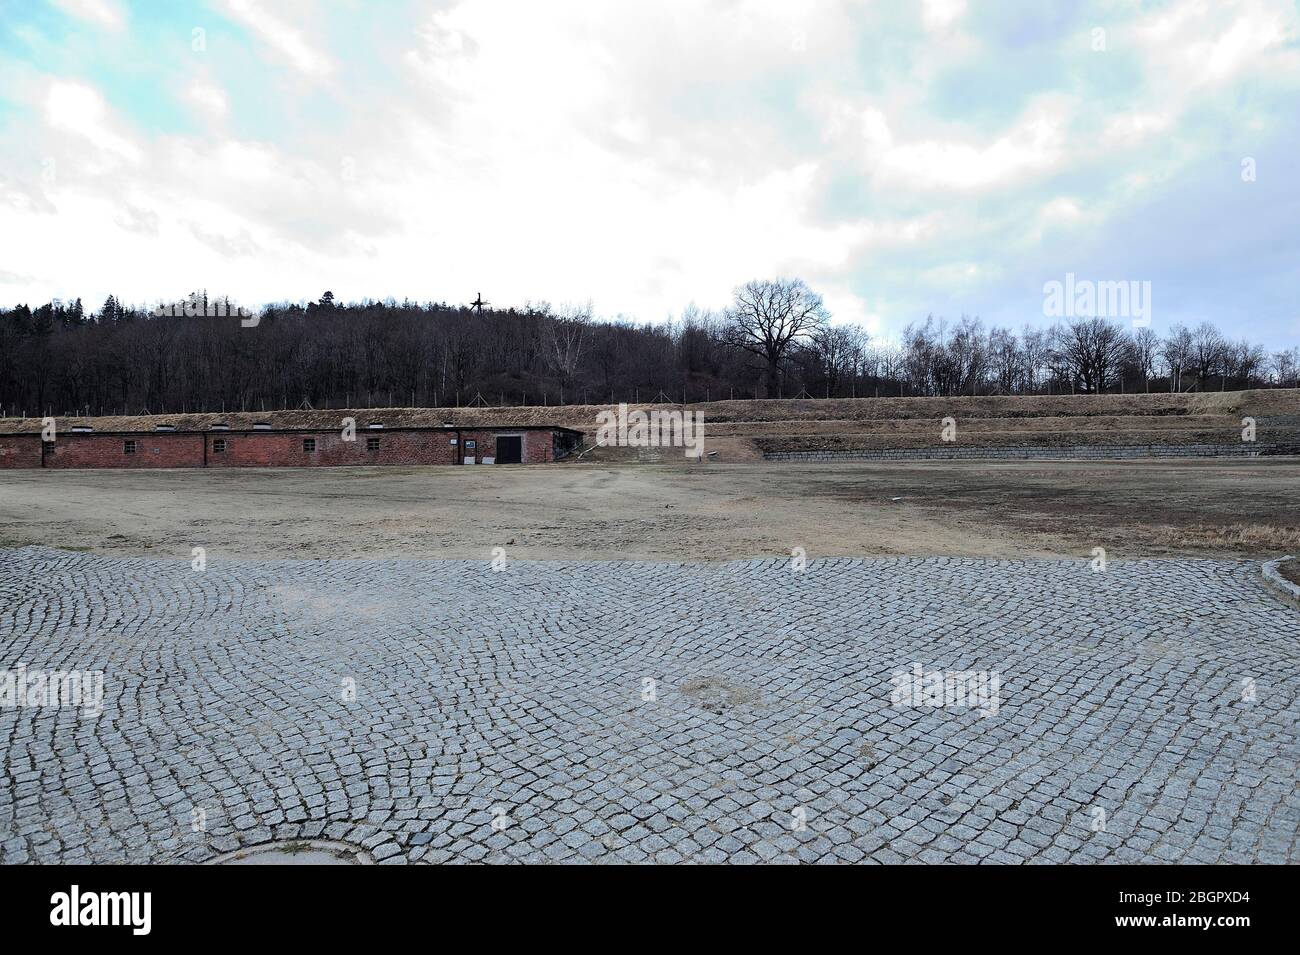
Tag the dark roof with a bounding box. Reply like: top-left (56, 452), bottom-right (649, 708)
top-left (0, 408), bottom-right (583, 436)
top-left (17, 425), bottom-right (582, 438)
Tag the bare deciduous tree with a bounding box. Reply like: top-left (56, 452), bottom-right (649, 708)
top-left (543, 303), bottom-right (590, 403)
top-left (1161, 324), bottom-right (1193, 392)
top-left (810, 324), bottom-right (867, 396)
top-left (721, 278), bottom-right (830, 397)
top-left (988, 327), bottom-right (1021, 394)
top-left (1020, 326), bottom-right (1051, 393)
top-left (1189, 321), bottom-right (1227, 388)
top-left (1270, 347), bottom-right (1300, 388)
top-left (1128, 327), bottom-right (1159, 392)
top-left (1053, 317), bottom-right (1127, 393)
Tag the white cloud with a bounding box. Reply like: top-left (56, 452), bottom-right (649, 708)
top-left (822, 287), bottom-right (880, 334)
top-left (1101, 113), bottom-right (1174, 147)
top-left (1199, 6), bottom-right (1294, 82)
top-left (44, 81), bottom-right (142, 163)
top-left (1134, 0), bottom-right (1300, 90)
top-left (50, 0), bottom-right (125, 31)
top-left (219, 0), bottom-right (332, 76)
top-left (921, 0), bottom-right (966, 33)
top-left (863, 103), bottom-right (1069, 192)
top-left (185, 80), bottom-right (229, 119)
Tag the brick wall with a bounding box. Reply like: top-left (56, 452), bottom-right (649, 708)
top-left (44, 434), bottom-right (205, 469)
top-left (530, 431), bottom-right (555, 463)
top-left (0, 435), bottom-right (43, 469)
top-left (208, 429), bottom-right (459, 467)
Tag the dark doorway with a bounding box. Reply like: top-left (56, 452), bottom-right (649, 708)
top-left (495, 435), bottom-right (522, 464)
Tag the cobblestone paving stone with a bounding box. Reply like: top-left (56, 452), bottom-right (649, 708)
top-left (1, 546), bottom-right (1297, 864)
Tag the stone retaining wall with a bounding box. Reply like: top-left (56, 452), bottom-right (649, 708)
top-left (763, 442), bottom-right (1297, 462)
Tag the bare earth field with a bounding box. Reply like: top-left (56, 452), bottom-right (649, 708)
top-left (1, 457), bottom-right (1297, 561)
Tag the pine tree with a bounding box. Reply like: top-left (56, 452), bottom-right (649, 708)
top-left (32, 303), bottom-right (55, 336)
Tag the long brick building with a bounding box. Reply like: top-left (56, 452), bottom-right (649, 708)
top-left (0, 411), bottom-right (584, 469)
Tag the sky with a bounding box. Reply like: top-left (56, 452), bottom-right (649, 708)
top-left (0, 0), bottom-right (1298, 345)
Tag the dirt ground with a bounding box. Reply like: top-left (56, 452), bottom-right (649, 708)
top-left (2, 458), bottom-right (1297, 561)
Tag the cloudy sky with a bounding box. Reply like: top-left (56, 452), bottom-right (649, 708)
top-left (1, 0), bottom-right (1298, 344)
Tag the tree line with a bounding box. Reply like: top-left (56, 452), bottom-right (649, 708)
top-left (1, 282), bottom-right (1296, 418)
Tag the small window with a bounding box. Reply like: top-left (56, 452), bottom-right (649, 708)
top-left (366, 436), bottom-right (380, 451)
top-left (154, 424), bottom-right (175, 432)
top-left (71, 425), bottom-right (93, 433)
top-left (210, 423), bottom-right (229, 431)
top-left (367, 422), bottom-right (384, 429)
top-left (253, 422), bottom-right (271, 431)
top-left (303, 438), bottom-right (316, 452)
top-left (124, 440), bottom-right (136, 454)
top-left (213, 439), bottom-right (227, 453)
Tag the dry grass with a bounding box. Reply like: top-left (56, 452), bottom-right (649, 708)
top-left (5, 388), bottom-right (1299, 435)
top-left (1144, 523), bottom-right (1300, 551)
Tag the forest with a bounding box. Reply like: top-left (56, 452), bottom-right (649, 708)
top-left (1, 283), bottom-right (1297, 417)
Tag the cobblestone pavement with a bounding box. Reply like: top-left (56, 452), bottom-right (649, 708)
top-left (1, 546), bottom-right (1297, 864)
